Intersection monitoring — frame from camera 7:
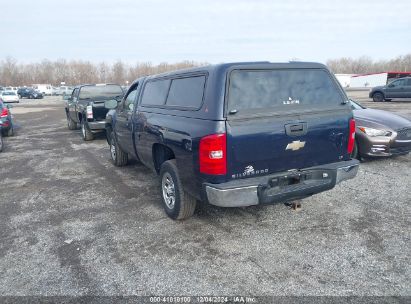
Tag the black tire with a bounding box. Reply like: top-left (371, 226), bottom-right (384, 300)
top-left (66, 113), bottom-right (77, 130)
top-left (18, 94), bottom-right (21, 99)
top-left (81, 120), bottom-right (94, 141)
top-left (159, 159), bottom-right (197, 220)
top-left (0, 134), bottom-right (3, 152)
top-left (351, 140), bottom-right (361, 160)
top-left (28, 95), bottom-right (32, 99)
top-left (110, 131), bottom-right (128, 166)
top-left (372, 92), bottom-right (384, 102)
top-left (6, 126), bottom-right (14, 137)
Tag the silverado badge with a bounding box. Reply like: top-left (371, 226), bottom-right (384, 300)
top-left (286, 140), bottom-right (306, 151)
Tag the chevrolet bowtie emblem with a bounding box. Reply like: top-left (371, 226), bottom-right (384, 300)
top-left (286, 140), bottom-right (306, 151)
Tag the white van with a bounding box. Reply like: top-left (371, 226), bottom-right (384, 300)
top-left (32, 84), bottom-right (53, 96)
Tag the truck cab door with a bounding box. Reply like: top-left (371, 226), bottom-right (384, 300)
top-left (68, 88), bottom-right (79, 122)
top-left (404, 78), bottom-right (411, 98)
top-left (115, 85), bottom-right (139, 155)
top-left (386, 79), bottom-right (406, 98)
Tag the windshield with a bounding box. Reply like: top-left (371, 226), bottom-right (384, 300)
top-left (2, 91), bottom-right (16, 96)
top-left (79, 85), bottom-right (123, 100)
top-left (227, 69), bottom-right (344, 112)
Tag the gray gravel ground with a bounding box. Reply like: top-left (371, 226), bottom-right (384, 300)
top-left (0, 93), bottom-right (410, 297)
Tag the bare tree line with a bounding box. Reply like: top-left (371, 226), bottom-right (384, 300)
top-left (1, 54), bottom-right (411, 86)
top-left (0, 57), bottom-right (207, 87)
top-left (326, 53), bottom-right (411, 74)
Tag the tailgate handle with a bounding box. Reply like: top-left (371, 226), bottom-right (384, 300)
top-left (285, 122), bottom-right (307, 136)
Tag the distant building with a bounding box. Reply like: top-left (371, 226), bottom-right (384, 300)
top-left (335, 74), bottom-right (356, 88)
top-left (337, 72), bottom-right (411, 88)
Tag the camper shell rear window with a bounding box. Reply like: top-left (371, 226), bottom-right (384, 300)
top-left (227, 69), bottom-right (344, 113)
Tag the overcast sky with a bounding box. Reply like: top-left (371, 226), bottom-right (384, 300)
top-left (1, 0), bottom-right (410, 64)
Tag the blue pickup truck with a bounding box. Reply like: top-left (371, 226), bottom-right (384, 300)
top-left (105, 62), bottom-right (359, 220)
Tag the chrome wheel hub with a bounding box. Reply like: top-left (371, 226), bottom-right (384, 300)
top-left (162, 172), bottom-right (176, 209)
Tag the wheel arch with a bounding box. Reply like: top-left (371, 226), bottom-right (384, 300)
top-left (152, 143), bottom-right (176, 174)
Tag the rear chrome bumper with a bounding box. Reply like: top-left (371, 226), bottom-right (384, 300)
top-left (87, 120), bottom-right (106, 131)
top-left (205, 159), bottom-right (359, 208)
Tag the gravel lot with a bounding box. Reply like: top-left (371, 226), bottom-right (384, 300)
top-left (0, 92), bottom-right (410, 297)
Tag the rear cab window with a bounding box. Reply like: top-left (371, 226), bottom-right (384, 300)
top-left (78, 84), bottom-right (123, 100)
top-left (227, 69), bottom-right (345, 115)
top-left (141, 75), bottom-right (206, 110)
top-left (141, 79), bottom-right (170, 105)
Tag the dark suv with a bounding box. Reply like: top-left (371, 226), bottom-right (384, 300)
top-left (106, 62), bottom-right (359, 220)
top-left (65, 84), bottom-right (124, 141)
top-left (17, 88), bottom-right (43, 99)
top-left (369, 77), bottom-right (411, 102)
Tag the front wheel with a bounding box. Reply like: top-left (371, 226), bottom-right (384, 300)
top-left (372, 92), bottom-right (384, 102)
top-left (110, 131), bottom-right (128, 166)
top-left (81, 120), bottom-right (94, 141)
top-left (160, 160), bottom-right (197, 220)
top-left (67, 114), bottom-right (77, 130)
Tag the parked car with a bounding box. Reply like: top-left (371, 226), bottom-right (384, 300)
top-left (0, 91), bottom-right (19, 103)
top-left (105, 62), bottom-right (359, 220)
top-left (65, 83), bottom-right (124, 141)
top-left (4, 87), bottom-right (18, 94)
top-left (32, 84), bottom-right (53, 96)
top-left (369, 77), bottom-right (411, 102)
top-left (350, 100), bottom-right (411, 158)
top-left (51, 87), bottom-right (60, 95)
top-left (59, 86), bottom-right (73, 96)
top-left (17, 88), bottom-right (43, 99)
top-left (0, 100), bottom-right (14, 136)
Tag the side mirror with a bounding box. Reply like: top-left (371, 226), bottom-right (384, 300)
top-left (105, 99), bottom-right (118, 109)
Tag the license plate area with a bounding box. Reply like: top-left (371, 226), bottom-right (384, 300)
top-left (270, 172), bottom-right (307, 187)
top-left (258, 169), bottom-right (336, 204)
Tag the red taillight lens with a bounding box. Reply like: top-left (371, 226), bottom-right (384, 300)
top-left (347, 118), bottom-right (356, 154)
top-left (199, 133), bottom-right (227, 175)
top-left (1, 107), bottom-right (8, 118)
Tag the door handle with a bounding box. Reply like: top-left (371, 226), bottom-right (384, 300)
top-left (285, 122), bottom-right (308, 136)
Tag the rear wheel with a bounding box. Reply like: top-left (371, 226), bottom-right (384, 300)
top-left (351, 140), bottom-right (361, 160)
top-left (372, 92), bottom-right (384, 102)
top-left (6, 126), bottom-right (14, 137)
top-left (110, 131), bottom-right (128, 166)
top-left (81, 120), bottom-right (94, 141)
top-left (160, 160), bottom-right (197, 220)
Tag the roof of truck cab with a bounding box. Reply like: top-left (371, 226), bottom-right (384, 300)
top-left (73, 83), bottom-right (122, 89)
top-left (144, 61), bottom-right (329, 80)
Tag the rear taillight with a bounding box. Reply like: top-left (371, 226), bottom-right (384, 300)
top-left (1, 107), bottom-right (8, 118)
top-left (199, 133), bottom-right (227, 175)
top-left (86, 105), bottom-right (93, 119)
top-left (347, 118), bottom-right (356, 154)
